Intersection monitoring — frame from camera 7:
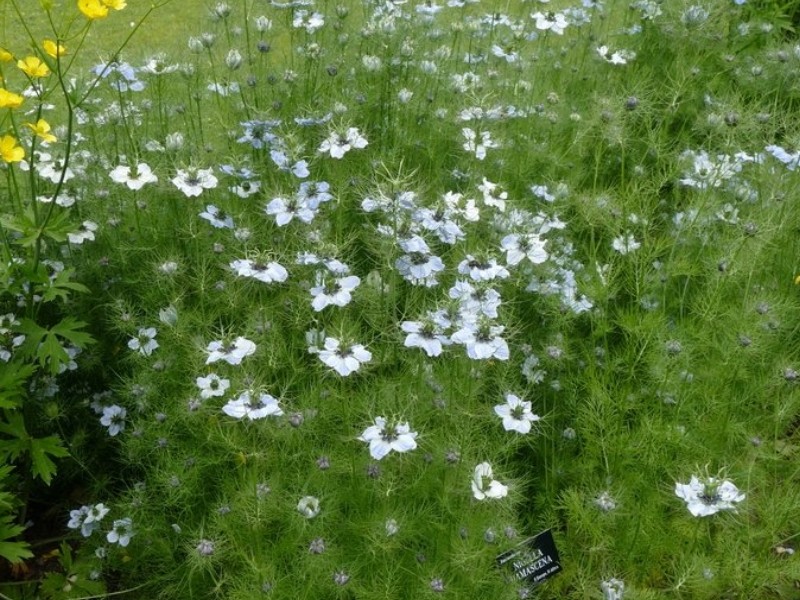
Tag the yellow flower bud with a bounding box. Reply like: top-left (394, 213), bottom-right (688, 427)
top-left (0, 47), bottom-right (12, 62)
top-left (43, 39), bottom-right (67, 59)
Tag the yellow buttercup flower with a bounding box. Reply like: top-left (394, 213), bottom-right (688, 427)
top-left (0, 47), bottom-right (12, 62)
top-left (78, 0), bottom-right (109, 19)
top-left (43, 39), bottom-right (67, 59)
top-left (17, 56), bottom-right (50, 78)
top-left (0, 88), bottom-right (24, 109)
top-left (0, 135), bottom-right (24, 163)
top-left (25, 119), bottom-right (57, 143)
top-left (102, 0), bottom-right (127, 9)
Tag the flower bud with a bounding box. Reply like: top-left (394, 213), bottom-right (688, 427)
top-left (254, 16), bottom-right (272, 31)
top-left (225, 49), bottom-right (243, 70)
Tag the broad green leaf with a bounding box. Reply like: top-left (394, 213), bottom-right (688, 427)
top-left (0, 539), bottom-right (33, 563)
top-left (29, 435), bottom-right (68, 485)
top-left (38, 333), bottom-right (69, 375)
top-left (50, 317), bottom-right (94, 348)
top-left (41, 269), bottom-right (90, 303)
top-left (0, 363), bottom-right (35, 410)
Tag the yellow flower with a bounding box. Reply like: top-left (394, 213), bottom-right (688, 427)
top-left (43, 39), bottom-right (67, 59)
top-left (25, 119), bottom-right (57, 143)
top-left (0, 88), bottom-right (24, 109)
top-left (17, 56), bottom-right (50, 78)
top-left (102, 0), bottom-right (126, 9)
top-left (78, 0), bottom-right (108, 19)
top-left (0, 47), bottom-right (12, 62)
top-left (0, 135), bottom-right (24, 163)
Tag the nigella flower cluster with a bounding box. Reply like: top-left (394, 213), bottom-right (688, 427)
top-left (220, 164), bottom-right (261, 199)
top-left (677, 149), bottom-right (747, 190)
top-left (68, 503), bottom-right (110, 537)
top-left (270, 142), bottom-right (310, 178)
top-left (461, 128), bottom-right (499, 160)
top-left (265, 181), bottom-right (334, 226)
top-left (0, 313), bottom-right (25, 362)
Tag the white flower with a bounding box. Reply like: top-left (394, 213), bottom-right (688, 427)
top-left (675, 475), bottom-right (745, 517)
top-left (171, 167), bottom-right (218, 197)
top-left (501, 233), bottom-right (548, 266)
top-left (222, 391), bottom-right (283, 420)
top-left (206, 337), bottom-right (257, 365)
top-left (597, 46), bottom-right (635, 65)
top-left (298, 181), bottom-right (334, 209)
top-left (461, 127), bottom-right (499, 160)
top-left (595, 491), bottom-right (617, 512)
top-left (358, 416), bottom-right (418, 460)
top-left (448, 280), bottom-right (501, 318)
top-left (68, 221), bottom-right (98, 245)
top-left (68, 503), bottom-right (110, 537)
top-left (611, 233), bottom-right (641, 255)
top-left (199, 205), bottom-right (235, 229)
top-left (230, 258), bottom-right (289, 284)
top-left (601, 578), bottom-right (625, 600)
top-left (100, 405), bottom-right (126, 436)
top-left (457, 255), bottom-right (509, 282)
top-left (531, 10), bottom-right (568, 35)
top-left (471, 462), bottom-right (508, 500)
top-left (494, 393), bottom-right (540, 434)
top-left (297, 495), bottom-right (320, 518)
top-left (230, 179), bottom-right (261, 198)
top-left (478, 178), bottom-right (507, 212)
top-left (264, 195), bottom-right (316, 226)
top-left (395, 235), bottom-right (445, 287)
top-left (127, 327), bottom-right (159, 356)
top-left (109, 163), bottom-right (158, 190)
top-left (318, 337), bottom-right (371, 376)
top-left (318, 127), bottom-right (368, 159)
top-left (106, 517), bottom-right (134, 547)
top-left (310, 274), bottom-right (360, 311)
top-left (292, 10), bottom-right (325, 33)
top-left (196, 373), bottom-right (230, 399)
top-left (401, 320), bottom-right (450, 357)
top-left (450, 322), bottom-right (509, 360)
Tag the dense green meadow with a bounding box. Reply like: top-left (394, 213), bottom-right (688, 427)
top-left (2, 0), bottom-right (800, 598)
